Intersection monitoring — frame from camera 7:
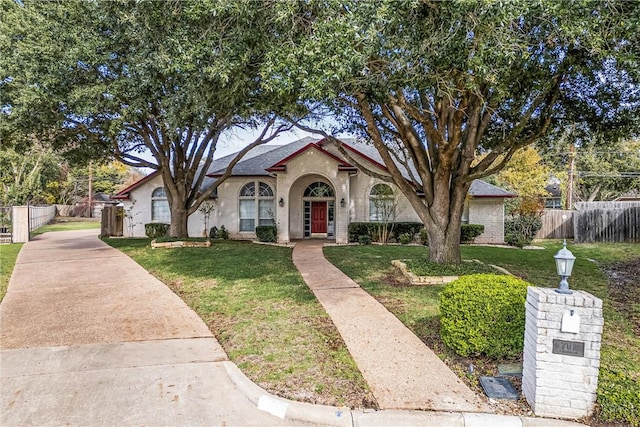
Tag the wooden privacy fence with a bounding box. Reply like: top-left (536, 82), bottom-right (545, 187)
top-left (101, 205), bottom-right (123, 237)
top-left (573, 202), bottom-right (640, 243)
top-left (537, 210), bottom-right (574, 239)
top-left (536, 202), bottom-right (640, 243)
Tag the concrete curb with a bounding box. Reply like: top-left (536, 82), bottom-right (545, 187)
top-left (223, 361), bottom-right (583, 427)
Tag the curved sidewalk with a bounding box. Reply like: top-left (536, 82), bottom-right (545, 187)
top-left (292, 240), bottom-right (489, 412)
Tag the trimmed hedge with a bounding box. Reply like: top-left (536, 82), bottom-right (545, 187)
top-left (348, 222), bottom-right (423, 243)
top-left (348, 222), bottom-right (485, 244)
top-left (145, 223), bottom-right (169, 239)
top-left (256, 225), bottom-right (277, 243)
top-left (460, 224), bottom-right (485, 243)
top-left (440, 274), bottom-right (530, 359)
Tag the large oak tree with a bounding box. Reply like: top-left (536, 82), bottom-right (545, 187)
top-left (264, 0), bottom-right (640, 263)
top-left (1, 0), bottom-right (290, 236)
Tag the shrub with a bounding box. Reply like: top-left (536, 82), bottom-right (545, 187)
top-left (460, 224), bottom-right (485, 243)
top-left (439, 274), bottom-right (530, 359)
top-left (505, 214), bottom-right (542, 248)
top-left (348, 222), bottom-right (423, 243)
top-left (597, 368), bottom-right (640, 426)
top-left (399, 233), bottom-right (412, 244)
top-left (358, 235), bottom-right (372, 245)
top-left (255, 225), bottom-right (277, 243)
top-left (145, 223), bottom-right (169, 239)
top-left (209, 226), bottom-right (218, 239)
top-left (419, 228), bottom-right (429, 246)
top-left (219, 225), bottom-right (229, 240)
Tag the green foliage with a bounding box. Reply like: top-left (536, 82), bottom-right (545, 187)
top-left (399, 233), bottom-right (412, 244)
top-left (218, 225), bottom-right (230, 240)
top-left (406, 260), bottom-right (502, 277)
top-left (460, 224), bottom-right (485, 243)
top-left (209, 226), bottom-right (219, 239)
top-left (440, 274), bottom-right (530, 359)
top-left (419, 229), bottom-right (429, 246)
top-left (145, 223), bottom-right (169, 239)
top-left (597, 368), bottom-right (640, 426)
top-left (348, 222), bottom-right (423, 243)
top-left (255, 225), bottom-right (277, 243)
top-left (358, 235), bottom-right (372, 245)
top-left (505, 214), bottom-right (543, 248)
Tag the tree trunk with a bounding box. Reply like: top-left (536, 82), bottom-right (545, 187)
top-left (169, 201), bottom-right (189, 238)
top-left (425, 218), bottom-right (463, 264)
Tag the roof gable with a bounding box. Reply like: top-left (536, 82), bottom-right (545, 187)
top-left (265, 143), bottom-right (356, 173)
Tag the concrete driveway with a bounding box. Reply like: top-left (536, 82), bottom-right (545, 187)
top-left (0, 229), bottom-right (303, 426)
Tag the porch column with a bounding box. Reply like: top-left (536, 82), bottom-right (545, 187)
top-left (276, 174), bottom-right (290, 244)
top-left (335, 173), bottom-right (350, 244)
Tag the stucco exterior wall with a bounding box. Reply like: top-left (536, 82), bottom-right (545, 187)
top-left (120, 174), bottom-right (211, 238)
top-left (271, 148), bottom-right (350, 243)
top-left (468, 198), bottom-right (505, 243)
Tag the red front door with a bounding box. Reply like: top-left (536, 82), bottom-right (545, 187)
top-left (311, 202), bottom-right (327, 234)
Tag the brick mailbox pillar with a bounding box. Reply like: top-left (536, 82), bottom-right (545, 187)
top-left (522, 287), bottom-right (603, 419)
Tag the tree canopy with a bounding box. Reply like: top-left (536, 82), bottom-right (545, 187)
top-left (262, 0), bottom-right (640, 262)
top-left (1, 0), bottom-right (291, 236)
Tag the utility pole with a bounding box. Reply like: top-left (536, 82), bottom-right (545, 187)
top-left (566, 144), bottom-right (575, 210)
top-left (88, 161), bottom-right (93, 218)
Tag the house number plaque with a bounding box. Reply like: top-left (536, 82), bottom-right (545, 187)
top-left (552, 339), bottom-right (585, 357)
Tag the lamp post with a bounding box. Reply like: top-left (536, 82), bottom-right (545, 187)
top-left (554, 239), bottom-right (576, 294)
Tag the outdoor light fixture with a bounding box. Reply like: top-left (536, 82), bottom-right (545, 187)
top-left (279, 198), bottom-right (284, 207)
top-left (340, 198), bottom-right (346, 208)
top-left (554, 239), bottom-right (576, 294)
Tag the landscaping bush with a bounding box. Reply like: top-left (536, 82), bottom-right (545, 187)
top-left (597, 368), bottom-right (640, 426)
top-left (145, 223), bottom-right (169, 239)
top-left (348, 222), bottom-right (423, 243)
top-left (219, 225), bottom-right (230, 240)
top-left (358, 235), bottom-right (372, 245)
top-left (505, 214), bottom-right (542, 248)
top-left (460, 224), bottom-right (485, 243)
top-left (209, 226), bottom-right (219, 239)
top-left (399, 233), bottom-right (412, 244)
top-left (419, 228), bottom-right (429, 246)
top-left (440, 274), bottom-right (530, 359)
top-left (256, 225), bottom-right (277, 243)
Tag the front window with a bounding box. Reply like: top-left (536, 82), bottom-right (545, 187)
top-left (239, 181), bottom-right (274, 232)
top-left (369, 183), bottom-right (395, 222)
top-left (151, 187), bottom-right (170, 222)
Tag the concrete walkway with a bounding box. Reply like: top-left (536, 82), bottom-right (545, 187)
top-left (292, 240), bottom-right (489, 412)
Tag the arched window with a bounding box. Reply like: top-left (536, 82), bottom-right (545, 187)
top-left (303, 182), bottom-right (334, 198)
top-left (151, 187), bottom-right (170, 222)
top-left (239, 181), bottom-right (275, 232)
top-left (369, 183), bottom-right (395, 221)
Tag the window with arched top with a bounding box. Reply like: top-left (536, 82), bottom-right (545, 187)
top-left (303, 182), bottom-right (334, 198)
top-left (151, 187), bottom-right (170, 222)
top-left (239, 181), bottom-right (275, 232)
top-left (369, 183), bottom-right (395, 221)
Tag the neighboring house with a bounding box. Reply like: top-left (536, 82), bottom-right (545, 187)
top-left (75, 193), bottom-right (119, 218)
top-left (544, 182), bottom-right (563, 209)
top-left (114, 138), bottom-right (514, 244)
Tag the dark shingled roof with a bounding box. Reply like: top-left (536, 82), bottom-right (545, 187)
top-left (117, 137), bottom-right (514, 198)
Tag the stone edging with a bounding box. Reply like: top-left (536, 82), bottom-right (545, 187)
top-left (150, 239), bottom-right (212, 248)
top-left (392, 260), bottom-right (513, 285)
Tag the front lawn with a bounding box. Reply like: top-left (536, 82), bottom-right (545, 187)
top-left (32, 217), bottom-right (101, 236)
top-left (324, 242), bottom-right (640, 426)
top-left (104, 238), bottom-right (375, 408)
top-left (0, 243), bottom-right (23, 302)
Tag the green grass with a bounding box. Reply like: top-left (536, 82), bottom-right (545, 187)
top-left (104, 238), bottom-right (375, 408)
top-left (0, 243), bottom-right (23, 302)
top-left (405, 258), bottom-right (502, 276)
top-left (324, 242), bottom-right (640, 425)
top-left (32, 218), bottom-right (101, 236)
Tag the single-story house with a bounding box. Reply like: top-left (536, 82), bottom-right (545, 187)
top-left (114, 137), bottom-right (514, 243)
